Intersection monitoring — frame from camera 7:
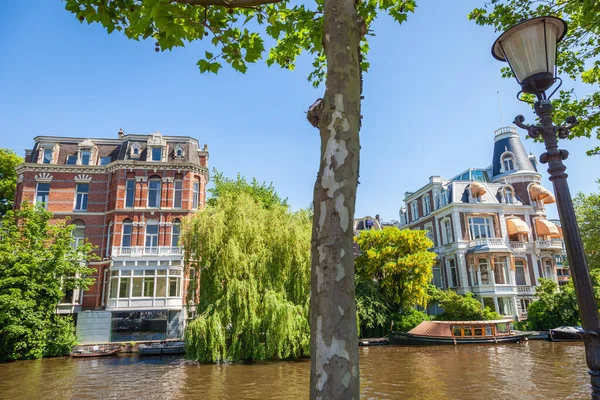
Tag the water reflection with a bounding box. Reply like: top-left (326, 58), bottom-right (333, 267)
top-left (0, 342), bottom-right (589, 399)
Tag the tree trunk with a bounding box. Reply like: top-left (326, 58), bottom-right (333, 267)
top-left (309, 0), bottom-right (361, 397)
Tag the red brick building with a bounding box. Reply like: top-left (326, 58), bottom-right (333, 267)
top-left (15, 131), bottom-right (208, 343)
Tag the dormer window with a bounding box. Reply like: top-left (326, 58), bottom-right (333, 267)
top-left (501, 154), bottom-right (515, 172)
top-left (37, 143), bottom-right (59, 164)
top-left (146, 132), bottom-right (166, 162)
top-left (503, 187), bottom-right (516, 204)
top-left (129, 142), bottom-right (142, 159)
top-left (77, 139), bottom-right (97, 166)
top-left (43, 149), bottom-right (53, 164)
top-left (151, 147), bottom-right (162, 161)
top-left (81, 150), bottom-right (91, 165)
top-left (173, 144), bottom-right (185, 159)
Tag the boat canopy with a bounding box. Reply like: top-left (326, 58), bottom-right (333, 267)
top-left (408, 319), bottom-right (514, 337)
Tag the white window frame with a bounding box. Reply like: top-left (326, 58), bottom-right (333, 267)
top-left (468, 217), bottom-right (493, 240)
top-left (422, 194), bottom-right (431, 216)
top-left (125, 179), bottom-right (135, 208)
top-left (72, 222), bottom-right (85, 249)
top-left (193, 181), bottom-right (200, 209)
top-left (502, 154), bottom-right (515, 172)
top-left (35, 182), bottom-right (50, 209)
top-left (74, 183), bottom-right (89, 211)
top-left (171, 221), bottom-right (181, 247)
top-left (145, 220), bottom-right (159, 248)
top-left (441, 218), bottom-right (453, 245)
top-left (515, 259), bottom-right (528, 286)
top-left (148, 179), bottom-right (161, 208)
top-left (410, 201), bottom-right (419, 222)
top-left (173, 179), bottom-right (183, 209)
top-left (446, 257), bottom-right (458, 288)
top-left (121, 220), bottom-right (133, 247)
top-left (424, 222), bottom-right (434, 244)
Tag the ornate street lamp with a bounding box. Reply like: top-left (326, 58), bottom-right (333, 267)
top-left (492, 17), bottom-right (600, 398)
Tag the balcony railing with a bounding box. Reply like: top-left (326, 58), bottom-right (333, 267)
top-left (535, 239), bottom-right (564, 250)
top-left (517, 285), bottom-right (535, 295)
top-left (112, 246), bottom-right (183, 256)
top-left (471, 284), bottom-right (516, 294)
top-left (509, 241), bottom-right (526, 250)
top-left (470, 238), bottom-right (506, 247)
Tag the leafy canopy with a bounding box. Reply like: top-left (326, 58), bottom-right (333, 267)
top-left (428, 286), bottom-right (501, 322)
top-left (574, 180), bottom-right (600, 270)
top-left (182, 174), bottom-right (312, 362)
top-left (354, 227), bottom-right (436, 310)
top-left (469, 0), bottom-right (600, 155)
top-left (208, 169), bottom-right (287, 209)
top-left (0, 203), bottom-right (96, 360)
top-left (64, 0), bottom-right (416, 87)
top-left (0, 148), bottom-right (23, 216)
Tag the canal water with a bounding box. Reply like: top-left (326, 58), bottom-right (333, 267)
top-left (0, 341), bottom-right (589, 399)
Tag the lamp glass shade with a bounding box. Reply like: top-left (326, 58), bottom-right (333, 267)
top-left (492, 17), bottom-right (567, 94)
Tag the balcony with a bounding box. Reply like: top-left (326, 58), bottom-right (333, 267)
top-left (469, 238), bottom-right (506, 247)
top-left (516, 285), bottom-right (535, 295)
top-left (471, 284), bottom-right (517, 295)
top-left (112, 246), bottom-right (183, 257)
top-left (535, 239), bottom-right (564, 251)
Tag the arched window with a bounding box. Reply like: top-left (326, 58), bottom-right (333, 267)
top-left (122, 219), bottom-right (133, 247)
top-left (171, 219), bottom-right (181, 247)
top-left (502, 154), bottom-right (515, 172)
top-left (72, 220), bottom-right (85, 249)
top-left (145, 219), bottom-right (159, 248)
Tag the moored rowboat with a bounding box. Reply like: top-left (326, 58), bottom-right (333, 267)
top-left (70, 345), bottom-right (121, 358)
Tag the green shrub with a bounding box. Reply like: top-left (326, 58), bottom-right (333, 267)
top-left (43, 316), bottom-right (77, 357)
top-left (392, 309), bottom-right (430, 332)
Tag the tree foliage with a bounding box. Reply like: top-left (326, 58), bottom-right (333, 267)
top-left (355, 227), bottom-right (436, 310)
top-left (0, 148), bottom-right (23, 216)
top-left (208, 170), bottom-right (287, 209)
top-left (469, 0), bottom-right (600, 156)
top-left (63, 0), bottom-right (416, 87)
top-left (574, 180), bottom-right (600, 270)
top-left (354, 275), bottom-right (391, 337)
top-left (182, 175), bottom-right (311, 362)
top-left (0, 203), bottom-right (95, 360)
top-left (428, 286), bottom-right (502, 321)
top-left (525, 278), bottom-right (580, 330)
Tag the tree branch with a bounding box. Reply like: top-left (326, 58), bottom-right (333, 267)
top-left (171, 0), bottom-right (282, 8)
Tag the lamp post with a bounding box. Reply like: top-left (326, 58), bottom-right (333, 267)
top-left (492, 16), bottom-right (600, 398)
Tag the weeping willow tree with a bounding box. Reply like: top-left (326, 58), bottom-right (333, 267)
top-left (182, 175), bottom-right (311, 362)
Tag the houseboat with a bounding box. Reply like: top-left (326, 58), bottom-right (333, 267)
top-left (389, 319), bottom-right (530, 345)
top-left (138, 341), bottom-right (186, 356)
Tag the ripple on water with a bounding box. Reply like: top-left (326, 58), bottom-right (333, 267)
top-left (0, 341), bottom-right (589, 400)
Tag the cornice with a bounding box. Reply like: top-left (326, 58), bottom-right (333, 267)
top-left (16, 161), bottom-right (209, 179)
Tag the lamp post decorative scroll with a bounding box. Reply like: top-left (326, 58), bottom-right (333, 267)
top-left (493, 16), bottom-right (600, 398)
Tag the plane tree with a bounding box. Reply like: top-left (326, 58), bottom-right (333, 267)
top-left (63, 0), bottom-right (416, 397)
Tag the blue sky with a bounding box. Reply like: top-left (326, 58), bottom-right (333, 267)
top-left (1, 0), bottom-right (598, 221)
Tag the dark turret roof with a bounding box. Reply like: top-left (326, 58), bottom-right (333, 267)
top-left (491, 126), bottom-right (538, 181)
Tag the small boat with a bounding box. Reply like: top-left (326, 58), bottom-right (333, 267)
top-left (70, 344), bottom-right (122, 358)
top-left (548, 326), bottom-right (584, 342)
top-left (389, 319), bottom-right (530, 345)
top-left (138, 341), bottom-right (186, 356)
top-left (359, 337), bottom-right (389, 346)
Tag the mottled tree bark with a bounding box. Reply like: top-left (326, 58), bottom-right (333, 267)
top-left (309, 0), bottom-right (361, 397)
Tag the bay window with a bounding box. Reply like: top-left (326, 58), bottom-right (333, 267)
top-left (109, 268), bottom-right (183, 300)
top-left (515, 259), bottom-right (528, 286)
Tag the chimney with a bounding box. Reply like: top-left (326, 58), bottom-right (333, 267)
top-left (118, 128), bottom-right (125, 139)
